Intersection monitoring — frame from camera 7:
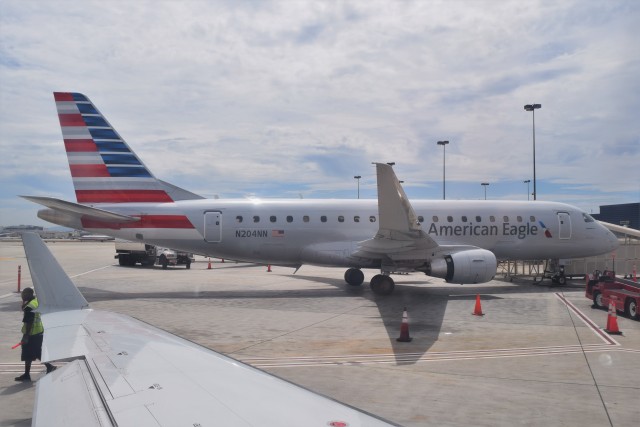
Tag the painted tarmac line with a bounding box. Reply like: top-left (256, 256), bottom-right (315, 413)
top-left (69, 264), bottom-right (114, 279)
top-left (242, 343), bottom-right (614, 363)
top-left (554, 292), bottom-right (620, 346)
top-left (248, 347), bottom-right (628, 369)
top-left (242, 344), bottom-right (622, 368)
top-left (0, 293), bottom-right (17, 299)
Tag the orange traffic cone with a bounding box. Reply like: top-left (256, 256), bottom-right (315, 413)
top-left (605, 301), bottom-right (622, 335)
top-left (207, 258), bottom-right (212, 269)
top-left (396, 307), bottom-right (413, 342)
top-left (267, 264), bottom-right (272, 272)
top-left (472, 294), bottom-right (484, 316)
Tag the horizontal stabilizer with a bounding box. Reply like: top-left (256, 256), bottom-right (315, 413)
top-left (21, 196), bottom-right (137, 223)
top-left (21, 233), bottom-right (89, 313)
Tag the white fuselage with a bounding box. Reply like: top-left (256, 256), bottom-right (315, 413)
top-left (55, 199), bottom-right (618, 268)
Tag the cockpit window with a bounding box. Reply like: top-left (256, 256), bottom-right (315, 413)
top-left (582, 213), bottom-right (595, 223)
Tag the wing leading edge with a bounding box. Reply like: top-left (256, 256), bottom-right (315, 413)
top-left (21, 233), bottom-right (395, 427)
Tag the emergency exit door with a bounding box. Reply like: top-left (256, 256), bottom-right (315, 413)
top-left (204, 212), bottom-right (222, 242)
top-left (557, 212), bottom-right (571, 240)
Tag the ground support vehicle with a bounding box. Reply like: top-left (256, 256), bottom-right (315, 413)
top-left (586, 270), bottom-right (640, 320)
top-left (115, 241), bottom-right (194, 269)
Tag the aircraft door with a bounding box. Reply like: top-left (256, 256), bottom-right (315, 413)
top-left (204, 212), bottom-right (222, 243)
top-left (557, 212), bottom-right (571, 240)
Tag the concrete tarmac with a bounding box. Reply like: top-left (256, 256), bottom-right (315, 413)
top-left (0, 240), bottom-right (638, 426)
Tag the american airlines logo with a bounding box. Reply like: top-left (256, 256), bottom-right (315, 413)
top-left (538, 221), bottom-right (553, 238)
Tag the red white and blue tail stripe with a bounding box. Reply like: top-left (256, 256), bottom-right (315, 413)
top-left (54, 92), bottom-right (173, 204)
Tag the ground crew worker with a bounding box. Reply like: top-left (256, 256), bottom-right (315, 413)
top-left (15, 287), bottom-right (56, 382)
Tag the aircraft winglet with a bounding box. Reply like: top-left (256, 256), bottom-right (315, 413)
top-left (21, 233), bottom-right (89, 313)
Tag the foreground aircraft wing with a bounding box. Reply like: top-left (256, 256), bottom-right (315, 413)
top-left (21, 195), bottom-right (138, 223)
top-left (21, 233), bottom-right (395, 427)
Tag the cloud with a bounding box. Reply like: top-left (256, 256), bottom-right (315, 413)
top-left (0, 0), bottom-right (639, 226)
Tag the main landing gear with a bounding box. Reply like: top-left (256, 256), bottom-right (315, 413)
top-left (343, 268), bottom-right (395, 296)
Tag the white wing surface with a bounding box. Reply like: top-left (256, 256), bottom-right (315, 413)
top-left (22, 233), bottom-right (395, 427)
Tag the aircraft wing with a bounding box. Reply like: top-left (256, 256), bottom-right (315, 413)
top-left (353, 163), bottom-right (444, 266)
top-left (600, 221), bottom-right (640, 239)
top-left (21, 233), bottom-right (395, 427)
top-left (21, 196), bottom-right (138, 223)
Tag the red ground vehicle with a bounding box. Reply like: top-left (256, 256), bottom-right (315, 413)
top-left (586, 270), bottom-right (640, 320)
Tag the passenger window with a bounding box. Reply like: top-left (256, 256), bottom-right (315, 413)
top-left (303, 215), bottom-right (310, 223)
top-left (418, 216), bottom-right (424, 223)
top-left (270, 216), bottom-right (277, 223)
top-left (517, 216), bottom-right (523, 222)
top-left (369, 216), bottom-right (376, 223)
top-left (286, 216), bottom-right (293, 223)
top-left (490, 216), bottom-right (496, 222)
top-left (321, 216), bottom-right (327, 223)
top-left (462, 216), bottom-right (468, 222)
top-left (432, 216), bottom-right (439, 222)
top-left (447, 216), bottom-right (453, 223)
top-left (354, 216), bottom-right (360, 223)
top-left (236, 215), bottom-right (243, 223)
top-left (338, 216), bottom-right (344, 223)
top-left (475, 216), bottom-right (482, 222)
top-left (253, 216), bottom-right (260, 223)
top-left (530, 216), bottom-right (536, 222)
top-left (503, 216), bottom-right (509, 222)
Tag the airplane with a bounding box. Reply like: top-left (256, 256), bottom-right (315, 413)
top-left (20, 232), bottom-right (395, 426)
top-left (23, 92), bottom-right (619, 295)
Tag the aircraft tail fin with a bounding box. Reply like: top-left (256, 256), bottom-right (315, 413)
top-left (21, 233), bottom-right (89, 313)
top-left (53, 92), bottom-right (203, 204)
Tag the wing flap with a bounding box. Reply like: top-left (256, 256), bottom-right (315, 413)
top-left (34, 359), bottom-right (114, 427)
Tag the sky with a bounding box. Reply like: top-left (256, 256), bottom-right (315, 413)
top-left (1, 0), bottom-right (639, 228)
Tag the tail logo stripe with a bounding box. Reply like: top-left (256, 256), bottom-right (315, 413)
top-left (76, 190), bottom-right (173, 203)
top-left (70, 164), bottom-right (110, 178)
top-left (54, 92), bottom-right (173, 203)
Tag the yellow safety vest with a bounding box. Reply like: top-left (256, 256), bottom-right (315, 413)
top-left (21, 298), bottom-right (44, 335)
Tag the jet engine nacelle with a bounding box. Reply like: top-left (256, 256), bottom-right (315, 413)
top-left (428, 249), bottom-right (497, 284)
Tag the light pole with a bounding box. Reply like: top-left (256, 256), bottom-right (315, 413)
top-left (481, 182), bottom-right (489, 200)
top-left (354, 175), bottom-right (361, 199)
top-left (437, 140), bottom-right (449, 200)
top-left (524, 103), bottom-right (541, 200)
top-left (524, 179), bottom-right (531, 201)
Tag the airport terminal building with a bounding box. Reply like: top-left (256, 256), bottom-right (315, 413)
top-left (592, 202), bottom-right (640, 230)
